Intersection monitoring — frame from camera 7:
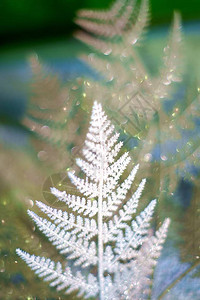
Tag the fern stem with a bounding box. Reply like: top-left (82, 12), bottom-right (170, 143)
top-left (98, 125), bottom-right (104, 300)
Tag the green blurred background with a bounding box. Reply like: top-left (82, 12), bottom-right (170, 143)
top-left (0, 0), bottom-right (200, 48)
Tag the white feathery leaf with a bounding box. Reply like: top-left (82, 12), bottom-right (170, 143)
top-left (75, 0), bottom-right (149, 55)
top-left (16, 249), bottom-right (98, 298)
top-left (36, 200), bottom-right (97, 239)
top-left (27, 210), bottom-right (97, 267)
top-left (124, 0), bottom-right (150, 46)
top-left (123, 218), bottom-right (171, 299)
top-left (103, 179), bottom-right (147, 242)
top-left (115, 163), bottom-right (140, 200)
top-left (75, 7), bottom-right (130, 39)
top-left (17, 102), bottom-right (170, 299)
top-left (77, 0), bottom-right (126, 21)
top-left (50, 187), bottom-right (98, 217)
top-left (68, 172), bottom-right (99, 198)
top-left (74, 30), bottom-right (116, 56)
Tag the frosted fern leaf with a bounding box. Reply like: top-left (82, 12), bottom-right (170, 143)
top-left (16, 101), bottom-right (170, 299)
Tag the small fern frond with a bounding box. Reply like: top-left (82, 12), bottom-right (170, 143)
top-left (76, 3), bottom-right (133, 39)
top-left (16, 249), bottom-right (98, 297)
top-left (154, 12), bottom-right (182, 100)
top-left (36, 201), bottom-right (98, 239)
top-left (124, 0), bottom-right (150, 46)
top-left (50, 187), bottom-right (98, 217)
top-left (111, 199), bottom-right (157, 257)
top-left (77, 0), bottom-right (126, 21)
top-left (27, 210), bottom-right (97, 267)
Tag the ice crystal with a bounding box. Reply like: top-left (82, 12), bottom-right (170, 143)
top-left (17, 102), bottom-right (170, 299)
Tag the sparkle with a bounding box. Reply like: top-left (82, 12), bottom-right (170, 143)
top-left (144, 153), bottom-right (152, 162)
top-left (161, 155), bottom-right (167, 161)
top-left (37, 150), bottom-right (47, 161)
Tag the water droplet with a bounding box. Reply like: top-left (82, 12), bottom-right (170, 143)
top-left (8, 289), bottom-right (13, 295)
top-left (144, 153), bottom-right (152, 162)
top-left (37, 151), bottom-right (47, 161)
top-left (29, 200), bottom-right (34, 207)
top-left (161, 155), bottom-right (167, 161)
top-left (163, 79), bottom-right (171, 86)
top-left (130, 38), bottom-right (138, 45)
top-left (71, 146), bottom-right (80, 156)
top-left (41, 126), bottom-right (51, 137)
top-left (71, 85), bottom-right (78, 90)
top-left (104, 48), bottom-right (112, 55)
top-left (187, 141), bottom-right (193, 147)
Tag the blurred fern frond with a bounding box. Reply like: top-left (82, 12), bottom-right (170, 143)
top-left (22, 54), bottom-right (91, 169)
top-left (74, 0), bottom-right (200, 188)
top-left (75, 0), bottom-right (182, 121)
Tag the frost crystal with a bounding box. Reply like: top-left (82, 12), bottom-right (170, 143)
top-left (17, 101), bottom-right (170, 299)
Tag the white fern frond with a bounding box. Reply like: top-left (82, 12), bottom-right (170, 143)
top-left (16, 249), bottom-right (98, 298)
top-left (50, 187), bottom-right (98, 217)
top-left (124, 218), bottom-right (171, 299)
top-left (75, 30), bottom-right (116, 56)
top-left (77, 0), bottom-right (126, 21)
top-left (110, 199), bottom-right (156, 255)
top-left (76, 3), bottom-right (133, 39)
top-left (68, 172), bottom-right (99, 198)
top-left (27, 210), bottom-right (97, 267)
top-left (102, 164), bottom-right (140, 217)
top-left (124, 0), bottom-right (150, 46)
top-left (75, 0), bottom-right (182, 123)
top-left (36, 200), bottom-right (98, 239)
top-left (17, 102), bottom-right (170, 299)
top-left (75, 0), bottom-right (149, 60)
